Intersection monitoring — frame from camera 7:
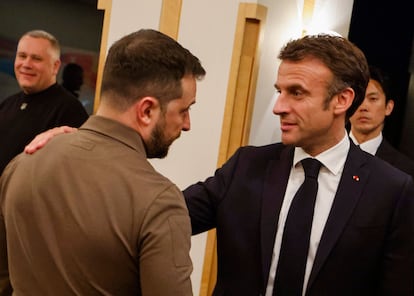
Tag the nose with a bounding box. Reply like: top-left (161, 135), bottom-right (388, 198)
top-left (20, 57), bottom-right (32, 68)
top-left (182, 112), bottom-right (191, 131)
top-left (357, 98), bottom-right (369, 112)
top-left (272, 92), bottom-right (285, 115)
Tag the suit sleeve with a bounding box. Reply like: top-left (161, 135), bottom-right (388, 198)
top-left (139, 185), bottom-right (193, 296)
top-left (183, 147), bottom-right (243, 235)
top-left (380, 177), bottom-right (414, 295)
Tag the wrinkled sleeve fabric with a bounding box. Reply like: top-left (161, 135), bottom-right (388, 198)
top-left (0, 219), bottom-right (11, 296)
top-left (139, 184), bottom-right (193, 296)
top-left (0, 161), bottom-right (15, 296)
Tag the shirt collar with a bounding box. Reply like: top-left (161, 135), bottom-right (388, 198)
top-left (293, 131), bottom-right (350, 176)
top-left (349, 131), bottom-right (382, 155)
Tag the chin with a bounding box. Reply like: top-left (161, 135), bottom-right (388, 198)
top-left (281, 135), bottom-right (296, 146)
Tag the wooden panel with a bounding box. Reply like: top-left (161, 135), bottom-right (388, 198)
top-left (302, 0), bottom-right (316, 36)
top-left (199, 3), bottom-right (267, 295)
top-left (159, 0), bottom-right (183, 39)
top-left (93, 0), bottom-right (112, 114)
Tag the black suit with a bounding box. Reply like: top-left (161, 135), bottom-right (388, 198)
top-left (184, 142), bottom-right (414, 295)
top-left (376, 139), bottom-right (414, 180)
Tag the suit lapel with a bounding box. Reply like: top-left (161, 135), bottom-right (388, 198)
top-left (307, 143), bottom-right (371, 290)
top-left (260, 145), bottom-right (294, 288)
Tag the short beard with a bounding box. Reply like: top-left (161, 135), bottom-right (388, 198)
top-left (145, 120), bottom-right (173, 159)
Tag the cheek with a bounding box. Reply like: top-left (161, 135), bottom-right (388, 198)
top-left (164, 116), bottom-right (181, 133)
top-left (14, 61), bottom-right (22, 72)
top-left (39, 65), bottom-right (50, 75)
top-left (307, 107), bottom-right (333, 127)
top-left (375, 108), bottom-right (387, 120)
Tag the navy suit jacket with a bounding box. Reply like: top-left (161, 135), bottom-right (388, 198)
top-left (376, 139), bottom-right (414, 180)
top-left (184, 142), bottom-right (414, 296)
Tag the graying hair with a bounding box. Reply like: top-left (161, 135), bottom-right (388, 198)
top-left (22, 30), bottom-right (61, 59)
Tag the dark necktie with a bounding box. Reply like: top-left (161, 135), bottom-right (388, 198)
top-left (273, 158), bottom-right (322, 296)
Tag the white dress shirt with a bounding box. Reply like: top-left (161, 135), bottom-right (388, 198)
top-left (265, 133), bottom-right (350, 296)
top-left (349, 131), bottom-right (382, 155)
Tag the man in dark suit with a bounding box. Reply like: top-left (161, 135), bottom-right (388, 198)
top-left (184, 35), bottom-right (414, 295)
top-left (349, 65), bottom-right (414, 179)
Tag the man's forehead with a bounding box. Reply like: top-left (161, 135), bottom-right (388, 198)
top-left (17, 37), bottom-right (56, 58)
top-left (18, 36), bottom-right (50, 48)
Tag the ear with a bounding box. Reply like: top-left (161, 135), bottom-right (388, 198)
top-left (53, 59), bottom-right (61, 76)
top-left (333, 87), bottom-right (354, 116)
top-left (385, 99), bottom-right (394, 116)
top-left (135, 96), bottom-right (160, 126)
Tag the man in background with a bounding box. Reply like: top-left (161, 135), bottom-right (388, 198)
top-left (0, 29), bottom-right (205, 295)
top-left (349, 65), bottom-right (414, 179)
top-left (0, 30), bottom-right (88, 174)
top-left (62, 62), bottom-right (84, 98)
top-left (62, 62), bottom-right (94, 115)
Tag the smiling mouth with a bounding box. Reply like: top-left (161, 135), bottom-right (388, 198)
top-left (21, 72), bottom-right (34, 75)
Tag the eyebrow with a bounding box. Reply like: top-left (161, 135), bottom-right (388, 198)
top-left (17, 52), bottom-right (43, 59)
top-left (275, 83), bottom-right (309, 94)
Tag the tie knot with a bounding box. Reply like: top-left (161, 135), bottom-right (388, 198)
top-left (301, 158), bottom-right (321, 179)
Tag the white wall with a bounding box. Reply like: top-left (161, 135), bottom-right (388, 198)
top-left (106, 0), bottom-right (355, 294)
top-left (106, 1), bottom-right (162, 47)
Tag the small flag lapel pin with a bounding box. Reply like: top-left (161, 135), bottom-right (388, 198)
top-left (352, 175), bottom-right (360, 181)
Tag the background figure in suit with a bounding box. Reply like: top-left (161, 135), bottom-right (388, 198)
top-left (62, 62), bottom-right (94, 115)
top-left (0, 30), bottom-right (88, 175)
top-left (0, 29), bottom-right (205, 295)
top-left (184, 35), bottom-right (414, 295)
top-left (62, 62), bottom-right (84, 98)
top-left (349, 65), bottom-right (414, 179)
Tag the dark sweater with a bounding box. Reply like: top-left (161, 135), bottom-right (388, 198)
top-left (0, 83), bottom-right (89, 174)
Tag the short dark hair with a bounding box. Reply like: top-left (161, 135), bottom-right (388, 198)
top-left (369, 65), bottom-right (392, 103)
top-left (278, 34), bottom-right (369, 119)
top-left (101, 29), bottom-right (206, 111)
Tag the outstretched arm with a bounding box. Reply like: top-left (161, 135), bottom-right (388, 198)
top-left (24, 126), bottom-right (77, 154)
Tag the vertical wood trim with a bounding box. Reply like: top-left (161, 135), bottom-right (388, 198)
top-left (302, 0), bottom-right (316, 36)
top-left (93, 0), bottom-right (112, 114)
top-left (217, 3), bottom-right (267, 166)
top-left (159, 0), bottom-right (183, 39)
top-left (199, 3), bottom-right (267, 295)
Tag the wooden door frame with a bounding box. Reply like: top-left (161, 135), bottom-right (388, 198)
top-left (199, 3), bottom-right (267, 295)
